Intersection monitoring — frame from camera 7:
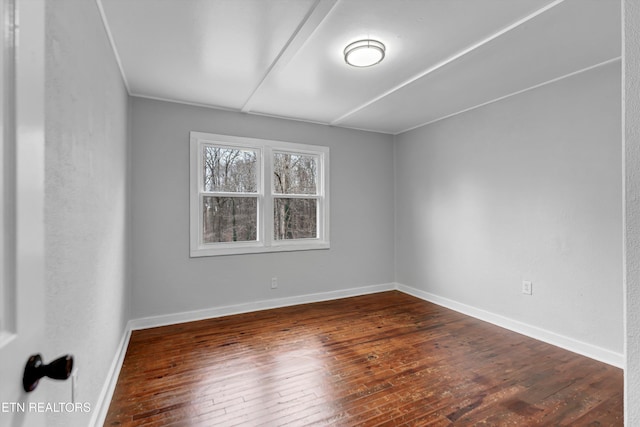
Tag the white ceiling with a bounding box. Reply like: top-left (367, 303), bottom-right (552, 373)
top-left (98, 0), bottom-right (621, 135)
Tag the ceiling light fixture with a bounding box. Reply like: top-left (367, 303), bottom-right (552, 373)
top-left (344, 39), bottom-right (385, 68)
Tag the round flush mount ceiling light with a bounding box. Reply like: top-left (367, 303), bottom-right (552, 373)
top-left (344, 39), bottom-right (385, 67)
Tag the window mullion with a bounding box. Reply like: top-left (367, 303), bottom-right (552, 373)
top-left (272, 194), bottom-right (320, 199)
top-left (263, 146), bottom-right (273, 247)
top-left (200, 191), bottom-right (259, 197)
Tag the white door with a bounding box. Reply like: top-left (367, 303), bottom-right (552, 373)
top-left (0, 0), bottom-right (47, 426)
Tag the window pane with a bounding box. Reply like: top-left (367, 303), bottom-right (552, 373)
top-left (274, 198), bottom-right (317, 240)
top-left (202, 197), bottom-right (257, 243)
top-left (203, 146), bottom-right (257, 192)
top-left (273, 152), bottom-right (317, 195)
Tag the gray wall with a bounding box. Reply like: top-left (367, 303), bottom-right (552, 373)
top-left (130, 98), bottom-right (395, 318)
top-left (625, 0), bottom-right (640, 422)
top-left (45, 1), bottom-right (130, 425)
top-left (394, 61), bottom-right (623, 354)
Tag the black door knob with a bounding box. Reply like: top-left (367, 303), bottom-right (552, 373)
top-left (23, 354), bottom-right (74, 392)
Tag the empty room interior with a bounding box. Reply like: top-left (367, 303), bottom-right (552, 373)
top-left (2, 0), bottom-right (640, 426)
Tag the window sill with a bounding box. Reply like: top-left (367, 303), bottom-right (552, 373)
top-left (190, 241), bottom-right (330, 257)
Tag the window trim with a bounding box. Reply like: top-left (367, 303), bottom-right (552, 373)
top-left (190, 132), bottom-right (330, 257)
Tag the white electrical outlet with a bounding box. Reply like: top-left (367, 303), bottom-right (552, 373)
top-left (271, 277), bottom-right (278, 289)
top-left (522, 280), bottom-right (533, 295)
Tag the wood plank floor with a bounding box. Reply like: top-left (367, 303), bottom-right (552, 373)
top-left (104, 291), bottom-right (623, 426)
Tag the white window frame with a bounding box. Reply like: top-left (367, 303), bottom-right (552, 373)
top-left (190, 132), bottom-right (330, 257)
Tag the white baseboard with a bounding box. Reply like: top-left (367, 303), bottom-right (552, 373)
top-left (89, 325), bottom-right (133, 427)
top-left (129, 282), bottom-right (396, 331)
top-left (395, 283), bottom-right (624, 369)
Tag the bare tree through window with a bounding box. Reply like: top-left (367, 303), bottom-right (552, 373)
top-left (202, 146), bottom-right (258, 243)
top-left (273, 152), bottom-right (318, 240)
top-left (190, 132), bottom-right (329, 256)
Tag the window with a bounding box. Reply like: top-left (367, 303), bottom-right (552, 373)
top-left (190, 132), bottom-right (329, 256)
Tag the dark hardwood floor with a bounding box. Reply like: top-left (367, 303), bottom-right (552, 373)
top-left (104, 291), bottom-right (623, 426)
